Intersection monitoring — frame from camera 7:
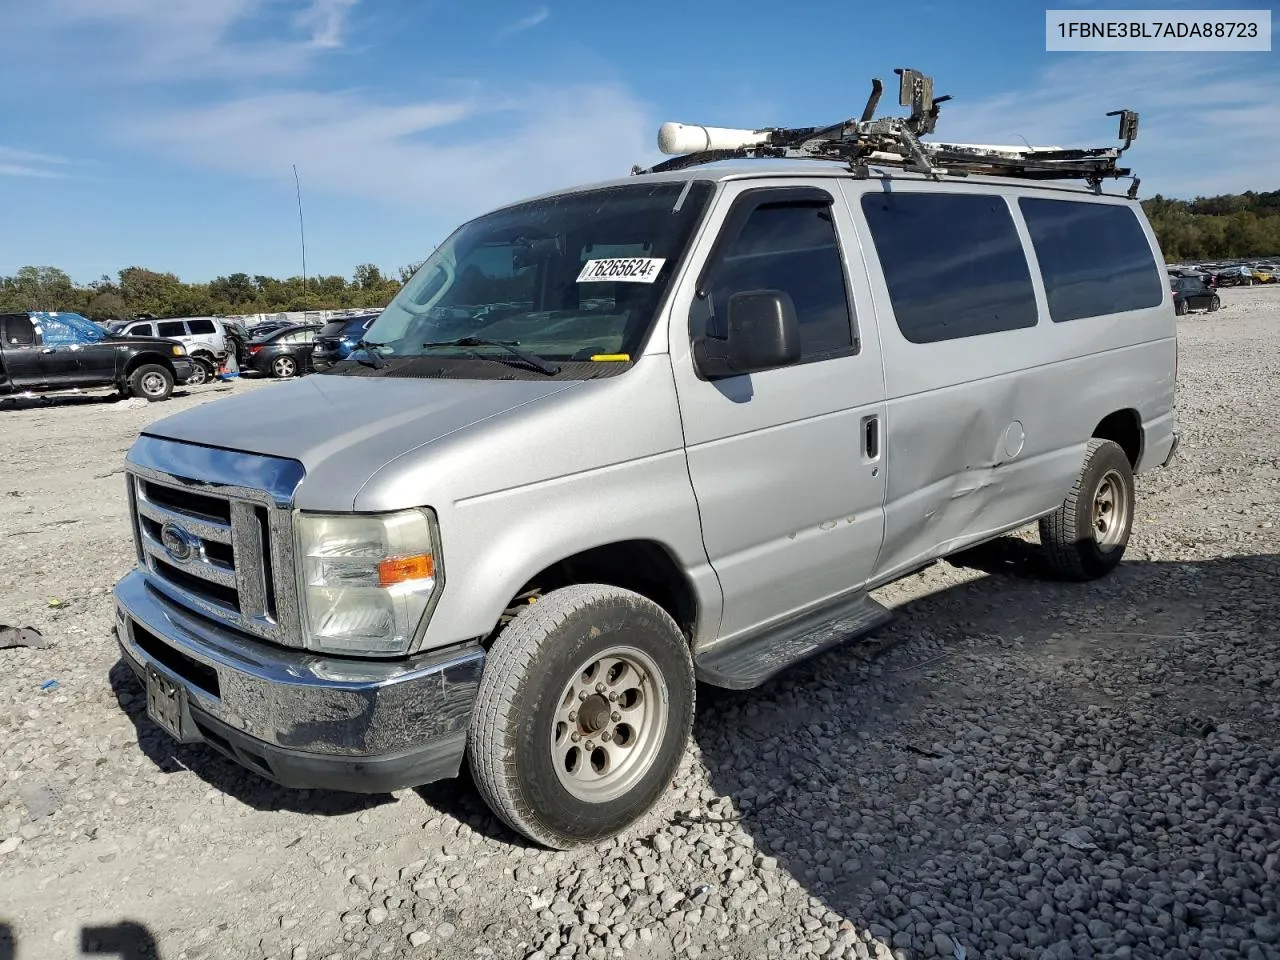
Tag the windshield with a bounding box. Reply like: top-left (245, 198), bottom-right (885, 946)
top-left (356, 180), bottom-right (714, 372)
top-left (32, 312), bottom-right (107, 345)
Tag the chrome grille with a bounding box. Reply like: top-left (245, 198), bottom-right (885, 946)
top-left (125, 436), bottom-right (304, 648)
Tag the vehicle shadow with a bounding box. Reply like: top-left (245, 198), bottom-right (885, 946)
top-left (108, 660), bottom-right (392, 816)
top-left (0, 920), bottom-right (161, 960)
top-left (81, 921), bottom-right (162, 959)
top-left (0, 389), bottom-right (198, 412)
top-left (694, 545), bottom-right (1280, 958)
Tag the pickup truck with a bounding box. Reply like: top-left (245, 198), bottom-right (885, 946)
top-left (0, 311), bottom-right (195, 401)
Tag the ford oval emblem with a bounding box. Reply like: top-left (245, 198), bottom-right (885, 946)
top-left (160, 522), bottom-right (196, 563)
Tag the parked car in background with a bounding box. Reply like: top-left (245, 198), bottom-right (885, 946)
top-left (1213, 265), bottom-right (1254, 287)
top-left (311, 312), bottom-right (380, 370)
top-left (247, 319), bottom-right (297, 339)
top-left (1250, 265), bottom-right (1276, 284)
top-left (1171, 276), bottom-right (1221, 315)
top-left (113, 316), bottom-right (229, 385)
top-left (1, 311), bottom-right (194, 401)
top-left (246, 323), bottom-right (322, 378)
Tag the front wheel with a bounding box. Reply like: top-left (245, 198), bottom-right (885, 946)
top-left (1208, 296), bottom-right (1221, 312)
top-left (185, 358), bottom-right (213, 386)
top-left (129, 364), bottom-right (174, 402)
top-left (1039, 438), bottom-right (1135, 581)
top-left (468, 584), bottom-right (695, 849)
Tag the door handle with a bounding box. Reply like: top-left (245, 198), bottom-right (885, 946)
top-left (41, 347), bottom-right (56, 354)
top-left (863, 415), bottom-right (880, 461)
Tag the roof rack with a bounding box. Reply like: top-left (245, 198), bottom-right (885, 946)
top-left (632, 68), bottom-right (1142, 198)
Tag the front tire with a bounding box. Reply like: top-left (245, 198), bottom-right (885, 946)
top-left (129, 364), bottom-right (174, 402)
top-left (1208, 296), bottom-right (1221, 312)
top-left (1039, 438), bottom-right (1135, 581)
top-left (186, 358), bottom-right (213, 386)
top-left (468, 584), bottom-right (695, 849)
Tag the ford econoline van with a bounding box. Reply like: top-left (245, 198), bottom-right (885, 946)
top-left (111, 77), bottom-right (1177, 848)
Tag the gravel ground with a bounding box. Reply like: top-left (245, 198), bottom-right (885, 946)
top-left (2, 288), bottom-right (1279, 960)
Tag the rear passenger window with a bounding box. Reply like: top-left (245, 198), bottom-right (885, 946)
top-left (1019, 198), bottom-right (1165, 322)
top-left (861, 192), bottom-right (1038, 344)
top-left (3, 315), bottom-right (36, 345)
top-left (703, 198), bottom-right (855, 362)
top-left (187, 318), bottom-right (216, 334)
top-left (157, 321), bottom-right (186, 338)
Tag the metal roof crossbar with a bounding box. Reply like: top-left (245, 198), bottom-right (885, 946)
top-left (633, 68), bottom-right (1141, 196)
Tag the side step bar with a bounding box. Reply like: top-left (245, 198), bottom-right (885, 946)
top-left (694, 593), bottom-right (894, 690)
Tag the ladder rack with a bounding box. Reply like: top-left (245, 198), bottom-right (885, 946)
top-left (632, 68), bottom-right (1142, 198)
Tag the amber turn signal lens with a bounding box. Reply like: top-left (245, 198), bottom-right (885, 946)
top-left (377, 553), bottom-right (434, 586)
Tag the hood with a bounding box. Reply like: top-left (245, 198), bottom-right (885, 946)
top-left (142, 373), bottom-right (581, 508)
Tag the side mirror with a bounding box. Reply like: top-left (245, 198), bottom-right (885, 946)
top-left (694, 289), bottom-right (801, 379)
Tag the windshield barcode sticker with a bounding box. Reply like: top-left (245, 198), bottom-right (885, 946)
top-left (577, 258), bottom-right (666, 283)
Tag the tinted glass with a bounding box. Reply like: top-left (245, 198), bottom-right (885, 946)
top-left (130, 323), bottom-right (154, 337)
top-left (1019, 198), bottom-right (1165, 322)
top-left (157, 321), bottom-right (186, 338)
top-left (3, 314), bottom-right (35, 345)
top-left (704, 199), bottom-right (855, 361)
top-left (861, 192), bottom-right (1038, 343)
top-left (187, 318), bottom-right (216, 334)
top-left (319, 321), bottom-right (346, 338)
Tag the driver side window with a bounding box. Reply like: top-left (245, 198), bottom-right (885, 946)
top-left (700, 194), bottom-right (857, 363)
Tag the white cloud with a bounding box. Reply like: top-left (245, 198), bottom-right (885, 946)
top-left (936, 54), bottom-right (1280, 198)
top-left (32, 0), bottom-right (358, 79)
top-left (0, 146), bottom-right (70, 178)
top-left (296, 0), bottom-right (359, 48)
top-left (130, 84), bottom-right (657, 219)
top-left (497, 6), bottom-right (550, 39)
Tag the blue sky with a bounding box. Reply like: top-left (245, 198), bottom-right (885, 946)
top-left (0, 0), bottom-right (1276, 284)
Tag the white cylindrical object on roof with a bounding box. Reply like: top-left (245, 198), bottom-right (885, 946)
top-left (657, 122), bottom-right (771, 155)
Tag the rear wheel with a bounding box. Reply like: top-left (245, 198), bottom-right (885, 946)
top-left (1175, 298), bottom-right (1189, 316)
top-left (1039, 438), bottom-right (1134, 581)
top-left (271, 355), bottom-right (297, 378)
top-left (129, 364), bottom-right (174, 402)
top-left (468, 584), bottom-right (695, 849)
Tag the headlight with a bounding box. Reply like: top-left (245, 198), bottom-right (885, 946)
top-left (295, 510), bottom-right (441, 656)
top-left (172, 345), bottom-right (186, 356)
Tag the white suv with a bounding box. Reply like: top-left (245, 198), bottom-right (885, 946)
top-left (114, 317), bottom-right (228, 383)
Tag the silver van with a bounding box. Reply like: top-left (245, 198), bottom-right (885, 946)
top-left (111, 75), bottom-right (1177, 849)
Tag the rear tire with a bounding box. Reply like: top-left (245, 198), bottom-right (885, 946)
top-left (129, 364), bottom-right (174, 402)
top-left (1175, 298), bottom-right (1189, 316)
top-left (1039, 438), bottom-right (1134, 581)
top-left (468, 584), bottom-right (695, 849)
top-left (271, 355), bottom-right (297, 378)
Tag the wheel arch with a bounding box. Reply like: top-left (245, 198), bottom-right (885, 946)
top-left (488, 539), bottom-right (700, 647)
top-left (122, 353), bottom-right (176, 380)
top-left (1092, 408), bottom-right (1143, 470)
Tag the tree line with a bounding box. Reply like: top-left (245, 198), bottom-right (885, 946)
top-left (2, 189), bottom-right (1278, 319)
top-left (1140, 189), bottom-right (1280, 263)
top-left (0, 262), bottom-right (422, 320)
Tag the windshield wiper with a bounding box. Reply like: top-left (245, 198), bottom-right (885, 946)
top-left (352, 339), bottom-right (387, 369)
top-left (421, 337), bottom-right (560, 375)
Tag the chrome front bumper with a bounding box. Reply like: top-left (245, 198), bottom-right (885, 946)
top-left (113, 569), bottom-right (484, 793)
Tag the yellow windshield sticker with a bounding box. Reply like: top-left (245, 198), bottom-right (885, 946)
top-left (590, 354), bottom-right (631, 362)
